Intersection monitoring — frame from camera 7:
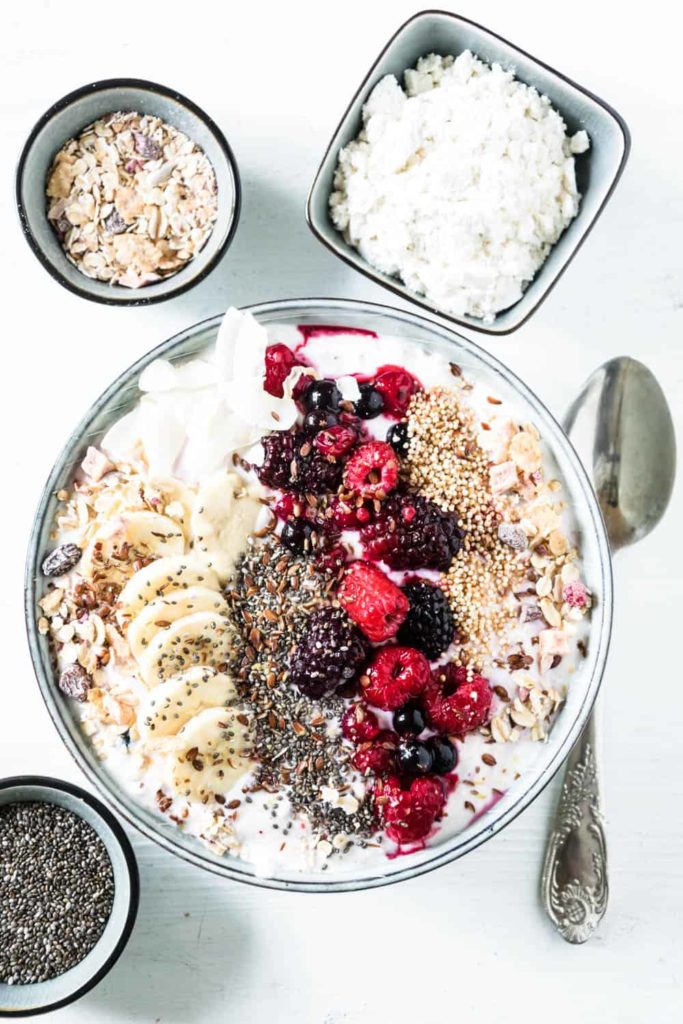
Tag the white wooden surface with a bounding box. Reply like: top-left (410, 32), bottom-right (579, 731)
top-left (2, 1), bottom-right (682, 1020)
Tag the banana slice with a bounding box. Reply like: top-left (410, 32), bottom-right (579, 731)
top-left (190, 471), bottom-right (262, 582)
top-left (117, 554), bottom-right (221, 620)
top-left (138, 666), bottom-right (236, 739)
top-left (137, 610), bottom-right (235, 687)
top-left (127, 586), bottom-right (229, 661)
top-left (82, 511), bottom-right (185, 581)
top-left (146, 478), bottom-right (196, 540)
top-left (170, 706), bottom-right (252, 801)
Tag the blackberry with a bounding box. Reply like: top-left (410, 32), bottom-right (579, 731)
top-left (397, 579), bottom-right (456, 659)
top-left (288, 607), bottom-right (370, 698)
top-left (386, 421), bottom-right (410, 457)
top-left (257, 429), bottom-right (343, 494)
top-left (360, 493), bottom-right (464, 571)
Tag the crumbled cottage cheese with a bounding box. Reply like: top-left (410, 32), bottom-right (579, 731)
top-left (330, 52), bottom-right (590, 322)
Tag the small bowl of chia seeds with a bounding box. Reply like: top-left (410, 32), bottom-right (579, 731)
top-left (0, 776), bottom-right (138, 1017)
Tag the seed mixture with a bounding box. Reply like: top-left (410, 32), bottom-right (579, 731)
top-left (0, 802), bottom-right (114, 985)
top-left (46, 111), bottom-right (218, 288)
top-left (36, 308), bottom-right (593, 873)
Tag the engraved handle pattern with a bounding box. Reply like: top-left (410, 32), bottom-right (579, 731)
top-left (541, 719), bottom-right (608, 944)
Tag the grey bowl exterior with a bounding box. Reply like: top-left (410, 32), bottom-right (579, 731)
top-left (0, 776), bottom-right (138, 1017)
top-left (24, 298), bottom-right (613, 892)
top-left (307, 9), bottom-right (630, 335)
top-left (16, 78), bottom-right (240, 306)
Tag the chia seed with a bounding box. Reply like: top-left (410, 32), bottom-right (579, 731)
top-left (0, 801), bottom-right (115, 985)
top-left (225, 540), bottom-right (379, 843)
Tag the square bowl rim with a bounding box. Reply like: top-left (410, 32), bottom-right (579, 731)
top-left (15, 77), bottom-right (242, 308)
top-left (306, 7), bottom-right (631, 336)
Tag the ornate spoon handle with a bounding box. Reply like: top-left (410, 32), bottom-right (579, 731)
top-left (541, 710), bottom-right (608, 943)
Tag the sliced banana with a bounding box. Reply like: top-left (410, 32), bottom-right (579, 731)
top-left (190, 471), bottom-right (262, 582)
top-left (170, 706), bottom-right (252, 801)
top-left (127, 586), bottom-right (229, 661)
top-left (137, 610), bottom-right (235, 687)
top-left (117, 554), bottom-right (221, 620)
top-left (138, 666), bottom-right (236, 740)
top-left (82, 511), bottom-right (185, 581)
top-left (146, 478), bottom-right (196, 540)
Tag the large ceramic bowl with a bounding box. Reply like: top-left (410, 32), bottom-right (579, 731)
top-left (24, 298), bottom-right (613, 892)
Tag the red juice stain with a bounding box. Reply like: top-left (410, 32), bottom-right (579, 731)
top-left (470, 789), bottom-right (506, 824)
top-left (295, 323), bottom-right (378, 353)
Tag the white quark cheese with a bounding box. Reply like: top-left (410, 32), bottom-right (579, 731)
top-left (329, 52), bottom-right (590, 322)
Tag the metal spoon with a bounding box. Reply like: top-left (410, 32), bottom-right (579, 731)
top-left (541, 357), bottom-right (676, 944)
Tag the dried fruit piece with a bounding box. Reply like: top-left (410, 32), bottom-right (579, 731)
top-left (362, 646), bottom-right (430, 710)
top-left (134, 132), bottom-right (163, 160)
top-left (41, 544), bottom-right (82, 578)
top-left (58, 664), bottom-right (92, 702)
top-left (103, 208), bottom-right (127, 235)
top-left (338, 562), bottom-right (409, 643)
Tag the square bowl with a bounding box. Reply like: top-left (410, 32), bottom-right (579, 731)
top-left (307, 9), bottom-right (630, 335)
top-left (16, 79), bottom-right (241, 306)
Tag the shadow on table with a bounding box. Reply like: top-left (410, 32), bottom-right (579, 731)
top-left (80, 839), bottom-right (251, 1024)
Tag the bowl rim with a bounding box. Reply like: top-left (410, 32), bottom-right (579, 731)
top-left (24, 296), bottom-right (614, 892)
top-left (0, 774), bottom-right (139, 1018)
top-left (15, 76), bottom-right (242, 307)
top-left (306, 7), bottom-right (631, 336)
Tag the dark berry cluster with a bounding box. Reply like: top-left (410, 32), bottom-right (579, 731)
top-left (360, 493), bottom-right (464, 571)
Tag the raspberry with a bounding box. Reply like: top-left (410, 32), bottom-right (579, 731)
top-left (423, 665), bottom-right (492, 735)
top-left (313, 424), bottom-right (357, 458)
top-left (338, 562), bottom-right (409, 642)
top-left (341, 703), bottom-right (381, 744)
top-left (374, 774), bottom-right (445, 843)
top-left (288, 607), bottom-right (370, 699)
top-left (373, 366), bottom-right (421, 417)
top-left (343, 441), bottom-right (399, 499)
top-left (352, 731), bottom-right (398, 776)
top-left (258, 429), bottom-right (343, 494)
top-left (274, 493), bottom-right (308, 521)
top-left (264, 344), bottom-right (301, 397)
top-left (362, 646), bottom-right (430, 710)
top-left (361, 493), bottom-right (463, 571)
top-left (316, 543), bottom-right (348, 573)
top-left (327, 497), bottom-right (372, 531)
top-left (397, 580), bottom-right (456, 659)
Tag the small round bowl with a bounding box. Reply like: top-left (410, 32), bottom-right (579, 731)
top-left (16, 78), bottom-right (241, 306)
top-left (0, 776), bottom-right (139, 1017)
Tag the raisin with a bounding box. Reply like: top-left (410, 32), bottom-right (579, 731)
top-left (58, 664), bottom-right (92, 702)
top-left (134, 133), bottom-right (162, 160)
top-left (104, 208), bottom-right (127, 235)
top-left (41, 543), bottom-right (82, 578)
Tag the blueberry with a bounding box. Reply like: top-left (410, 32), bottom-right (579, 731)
top-left (304, 379), bottom-right (341, 412)
top-left (303, 410), bottom-right (339, 433)
top-left (355, 384), bottom-right (385, 419)
top-left (427, 736), bottom-right (458, 775)
top-left (396, 740), bottom-right (433, 777)
top-left (393, 701), bottom-right (426, 737)
top-left (387, 421), bottom-right (410, 457)
top-left (280, 519), bottom-right (317, 554)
